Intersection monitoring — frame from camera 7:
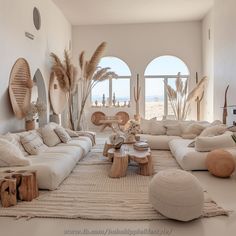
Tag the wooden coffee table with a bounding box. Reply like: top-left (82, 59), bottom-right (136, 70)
top-left (107, 144), bottom-right (153, 178)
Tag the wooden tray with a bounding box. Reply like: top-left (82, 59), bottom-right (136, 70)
top-left (91, 111), bottom-right (105, 126)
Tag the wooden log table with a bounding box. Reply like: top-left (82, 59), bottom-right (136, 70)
top-left (107, 144), bottom-right (153, 178)
top-left (0, 170), bottom-right (39, 207)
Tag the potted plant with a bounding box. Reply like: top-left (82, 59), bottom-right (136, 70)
top-left (25, 100), bottom-right (46, 130)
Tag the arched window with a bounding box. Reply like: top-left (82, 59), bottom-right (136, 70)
top-left (144, 55), bottom-right (190, 120)
top-left (91, 56), bottom-right (131, 107)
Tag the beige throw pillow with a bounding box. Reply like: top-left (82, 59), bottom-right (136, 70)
top-left (195, 131), bottom-right (235, 152)
top-left (199, 124), bottom-right (227, 137)
top-left (0, 139), bottom-right (31, 167)
top-left (66, 128), bottom-right (79, 137)
top-left (40, 124), bottom-right (61, 147)
top-left (0, 133), bottom-right (29, 156)
top-left (149, 120), bottom-right (166, 135)
top-left (165, 124), bottom-right (182, 136)
top-left (140, 118), bottom-right (156, 134)
top-left (54, 127), bottom-right (72, 143)
top-left (21, 132), bottom-right (48, 155)
top-left (188, 141), bottom-right (195, 148)
top-left (181, 123), bottom-right (205, 139)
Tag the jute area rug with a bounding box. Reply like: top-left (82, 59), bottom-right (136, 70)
top-left (0, 138), bottom-right (229, 220)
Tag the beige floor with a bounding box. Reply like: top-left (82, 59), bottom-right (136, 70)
top-left (1, 132), bottom-right (236, 236)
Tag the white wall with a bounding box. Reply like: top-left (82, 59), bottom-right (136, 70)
top-left (202, 9), bottom-right (214, 122)
top-left (202, 0), bottom-right (236, 125)
top-left (213, 0), bottom-right (236, 124)
top-left (0, 0), bottom-right (71, 133)
top-left (72, 22), bottom-right (203, 129)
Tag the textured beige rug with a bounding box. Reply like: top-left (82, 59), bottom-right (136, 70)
top-left (0, 139), bottom-right (229, 220)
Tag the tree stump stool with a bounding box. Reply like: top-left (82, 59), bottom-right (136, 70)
top-left (0, 178), bottom-right (17, 207)
top-left (0, 170), bottom-right (39, 207)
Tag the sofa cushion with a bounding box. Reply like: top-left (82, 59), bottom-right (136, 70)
top-left (21, 132), bottom-right (48, 155)
top-left (0, 138), bottom-right (31, 167)
top-left (169, 139), bottom-right (209, 170)
top-left (149, 120), bottom-right (166, 135)
top-left (40, 124), bottom-right (61, 147)
top-left (195, 131), bottom-right (235, 152)
top-left (58, 136), bottom-right (92, 155)
top-left (66, 128), bottom-right (79, 137)
top-left (54, 126), bottom-right (72, 143)
top-left (169, 139), bottom-right (236, 171)
top-left (137, 134), bottom-right (181, 150)
top-left (165, 124), bottom-right (182, 136)
top-left (0, 132), bottom-right (29, 156)
top-left (181, 123), bottom-right (205, 139)
top-left (140, 118), bottom-right (156, 134)
top-left (199, 124), bottom-right (227, 137)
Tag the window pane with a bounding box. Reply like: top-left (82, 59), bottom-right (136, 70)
top-left (145, 56), bottom-right (189, 76)
top-left (167, 78), bottom-right (188, 118)
top-left (145, 78), bottom-right (164, 120)
top-left (112, 79), bottom-right (130, 106)
top-left (91, 80), bottom-right (109, 106)
top-left (99, 57), bottom-right (131, 76)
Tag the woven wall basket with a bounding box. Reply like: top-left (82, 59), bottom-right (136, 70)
top-left (9, 58), bottom-right (33, 119)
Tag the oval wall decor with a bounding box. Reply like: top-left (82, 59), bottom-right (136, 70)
top-left (9, 58), bottom-right (32, 119)
top-left (49, 72), bottom-right (67, 115)
top-left (33, 7), bottom-right (41, 30)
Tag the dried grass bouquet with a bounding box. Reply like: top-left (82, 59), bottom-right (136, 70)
top-left (26, 100), bottom-right (46, 121)
top-left (124, 119), bottom-right (140, 136)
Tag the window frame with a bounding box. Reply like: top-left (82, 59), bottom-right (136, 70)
top-left (144, 74), bottom-right (189, 119)
top-left (90, 56), bottom-right (132, 107)
top-left (90, 75), bottom-right (132, 107)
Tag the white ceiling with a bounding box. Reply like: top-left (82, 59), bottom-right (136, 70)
top-left (53, 0), bottom-right (214, 26)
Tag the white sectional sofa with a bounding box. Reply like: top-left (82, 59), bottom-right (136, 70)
top-left (137, 118), bottom-right (236, 171)
top-left (0, 124), bottom-right (93, 190)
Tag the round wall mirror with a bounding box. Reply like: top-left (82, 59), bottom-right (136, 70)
top-left (33, 7), bottom-right (41, 30)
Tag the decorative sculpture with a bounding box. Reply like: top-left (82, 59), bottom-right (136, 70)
top-left (195, 72), bottom-right (204, 121)
top-left (223, 85), bottom-right (229, 124)
top-left (134, 74), bottom-right (141, 121)
top-left (9, 58), bottom-right (33, 119)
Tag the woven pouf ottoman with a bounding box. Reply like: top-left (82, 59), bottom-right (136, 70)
top-left (206, 149), bottom-right (235, 178)
top-left (149, 169), bottom-right (204, 221)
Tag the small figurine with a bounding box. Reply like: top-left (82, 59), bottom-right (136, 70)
top-left (117, 101), bottom-right (120, 107)
top-left (102, 94), bottom-right (106, 107)
top-left (128, 101), bottom-right (131, 107)
top-left (124, 101), bottom-right (127, 107)
top-left (95, 100), bottom-right (98, 107)
top-left (112, 93), bottom-right (116, 107)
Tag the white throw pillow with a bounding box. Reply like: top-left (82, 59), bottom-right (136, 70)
top-left (66, 128), bottom-right (79, 137)
top-left (165, 124), bottom-right (182, 136)
top-left (181, 123), bottom-right (205, 139)
top-left (199, 124), bottom-right (227, 137)
top-left (39, 124), bottom-right (61, 147)
top-left (140, 118), bottom-right (156, 134)
top-left (195, 131), bottom-right (235, 152)
top-left (21, 132), bottom-right (48, 155)
top-left (149, 120), bottom-right (166, 135)
top-left (0, 139), bottom-right (31, 167)
top-left (54, 127), bottom-right (72, 143)
top-left (0, 133), bottom-right (29, 156)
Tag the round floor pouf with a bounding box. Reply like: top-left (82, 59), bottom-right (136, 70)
top-left (149, 169), bottom-right (204, 221)
top-left (206, 149), bottom-right (235, 178)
